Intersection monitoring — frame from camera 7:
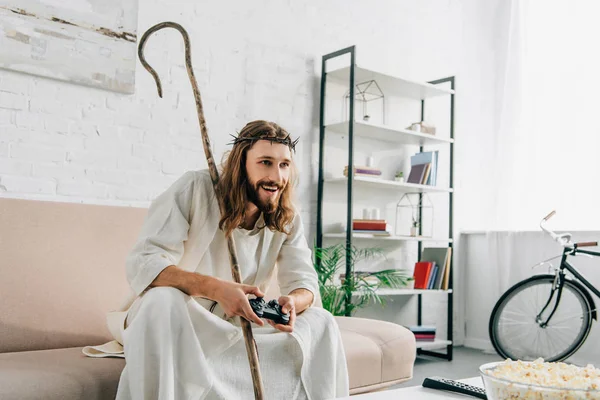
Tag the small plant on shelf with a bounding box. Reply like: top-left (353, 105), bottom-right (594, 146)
top-left (410, 217), bottom-right (420, 236)
top-left (394, 171), bottom-right (404, 182)
top-left (313, 243), bottom-right (411, 316)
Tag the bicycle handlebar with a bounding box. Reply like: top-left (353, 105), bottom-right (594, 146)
top-left (576, 241), bottom-right (598, 248)
top-left (539, 210), bottom-right (573, 247)
top-left (543, 210), bottom-right (556, 221)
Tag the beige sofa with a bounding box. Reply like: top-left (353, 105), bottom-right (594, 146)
top-left (0, 197), bottom-right (416, 399)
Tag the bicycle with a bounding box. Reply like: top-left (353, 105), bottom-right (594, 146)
top-left (489, 210), bottom-right (600, 362)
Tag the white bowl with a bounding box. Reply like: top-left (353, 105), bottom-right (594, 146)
top-left (480, 361), bottom-right (600, 400)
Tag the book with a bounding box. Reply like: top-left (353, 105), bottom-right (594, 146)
top-left (344, 165), bottom-right (381, 172)
top-left (352, 230), bottom-right (391, 236)
top-left (420, 247), bottom-right (452, 290)
top-left (408, 325), bottom-right (436, 333)
top-left (340, 276), bottom-right (379, 285)
top-left (411, 151), bottom-right (439, 185)
top-left (344, 167), bottom-right (382, 176)
top-left (353, 220), bottom-right (388, 231)
top-left (426, 264), bottom-right (438, 289)
top-left (441, 247), bottom-right (453, 290)
top-left (407, 163), bottom-right (429, 184)
top-left (414, 335), bottom-right (436, 341)
top-left (421, 163), bottom-right (432, 185)
top-left (340, 271), bottom-right (379, 286)
top-left (413, 261), bottom-right (433, 289)
top-left (344, 170), bottom-right (383, 177)
top-left (357, 169), bottom-right (382, 175)
top-left (345, 171), bottom-right (383, 179)
top-left (340, 270), bottom-right (372, 278)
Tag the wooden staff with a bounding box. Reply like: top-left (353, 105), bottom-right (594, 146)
top-left (137, 22), bottom-right (265, 400)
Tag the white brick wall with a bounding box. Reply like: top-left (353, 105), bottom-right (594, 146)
top-left (0, 0), bottom-right (496, 209)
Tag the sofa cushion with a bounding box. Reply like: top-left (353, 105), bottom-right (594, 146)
top-left (336, 316), bottom-right (416, 395)
top-left (0, 317), bottom-right (415, 399)
top-left (0, 347), bottom-right (124, 400)
top-left (0, 198), bottom-right (146, 353)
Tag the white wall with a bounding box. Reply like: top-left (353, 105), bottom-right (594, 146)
top-left (0, 0), bottom-right (505, 345)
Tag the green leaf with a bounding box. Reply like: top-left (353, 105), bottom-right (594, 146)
top-left (313, 242), bottom-right (412, 316)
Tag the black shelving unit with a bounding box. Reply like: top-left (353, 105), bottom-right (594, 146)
top-left (316, 45), bottom-right (455, 361)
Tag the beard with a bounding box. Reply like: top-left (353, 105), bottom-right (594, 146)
top-left (246, 178), bottom-right (282, 214)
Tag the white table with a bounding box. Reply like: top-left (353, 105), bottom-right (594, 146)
top-left (338, 377), bottom-right (484, 399)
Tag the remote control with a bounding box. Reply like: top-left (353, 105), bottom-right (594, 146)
top-left (422, 377), bottom-right (487, 399)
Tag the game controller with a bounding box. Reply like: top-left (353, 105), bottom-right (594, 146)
top-left (249, 297), bottom-right (290, 325)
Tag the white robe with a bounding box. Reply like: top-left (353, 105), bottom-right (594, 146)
top-left (89, 170), bottom-right (349, 400)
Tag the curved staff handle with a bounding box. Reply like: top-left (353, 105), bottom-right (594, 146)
top-left (138, 22), bottom-right (265, 400)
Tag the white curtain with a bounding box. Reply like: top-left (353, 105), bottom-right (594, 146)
top-left (463, 2), bottom-right (600, 361)
top-left (491, 0), bottom-right (600, 231)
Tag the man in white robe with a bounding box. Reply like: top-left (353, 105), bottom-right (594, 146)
top-left (114, 120), bottom-right (349, 400)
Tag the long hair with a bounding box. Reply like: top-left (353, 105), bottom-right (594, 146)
top-left (216, 120), bottom-right (298, 237)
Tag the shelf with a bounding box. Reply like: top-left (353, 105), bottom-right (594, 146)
top-left (326, 176), bottom-right (453, 193)
top-left (327, 65), bottom-right (454, 100)
top-left (374, 288), bottom-right (452, 295)
top-left (351, 288), bottom-right (452, 296)
top-left (319, 48), bottom-right (455, 362)
top-left (323, 233), bottom-right (453, 243)
top-left (326, 121), bottom-right (454, 146)
top-left (416, 340), bottom-right (452, 350)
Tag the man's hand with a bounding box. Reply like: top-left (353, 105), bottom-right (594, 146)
top-left (150, 266), bottom-right (266, 325)
top-left (266, 295), bottom-right (296, 333)
top-left (213, 280), bottom-right (265, 326)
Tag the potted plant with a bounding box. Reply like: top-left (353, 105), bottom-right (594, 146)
top-left (410, 217), bottom-right (419, 237)
top-left (313, 243), bottom-right (411, 316)
top-left (394, 171), bottom-right (404, 183)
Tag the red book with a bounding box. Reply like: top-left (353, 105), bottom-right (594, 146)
top-left (413, 262), bottom-right (433, 289)
top-left (353, 221), bottom-right (387, 231)
top-left (414, 334), bottom-right (436, 339)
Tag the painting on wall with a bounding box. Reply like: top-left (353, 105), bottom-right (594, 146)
top-left (0, 0), bottom-right (139, 94)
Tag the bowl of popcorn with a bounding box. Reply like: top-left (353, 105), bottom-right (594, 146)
top-left (480, 358), bottom-right (600, 399)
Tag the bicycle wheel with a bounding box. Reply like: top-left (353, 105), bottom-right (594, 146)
top-left (489, 275), bottom-right (593, 362)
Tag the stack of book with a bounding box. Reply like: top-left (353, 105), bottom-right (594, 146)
top-left (343, 165), bottom-right (382, 179)
top-left (412, 247), bottom-right (452, 290)
top-left (340, 271), bottom-right (379, 286)
top-left (406, 151), bottom-right (439, 185)
top-left (352, 219), bottom-right (392, 236)
top-left (408, 325), bottom-right (436, 341)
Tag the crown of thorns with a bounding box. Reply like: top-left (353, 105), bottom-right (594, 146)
top-left (228, 134), bottom-right (299, 153)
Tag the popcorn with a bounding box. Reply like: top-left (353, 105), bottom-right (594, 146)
top-left (481, 359), bottom-right (600, 400)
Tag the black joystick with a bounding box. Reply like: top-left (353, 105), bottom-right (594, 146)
top-left (249, 297), bottom-right (290, 325)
